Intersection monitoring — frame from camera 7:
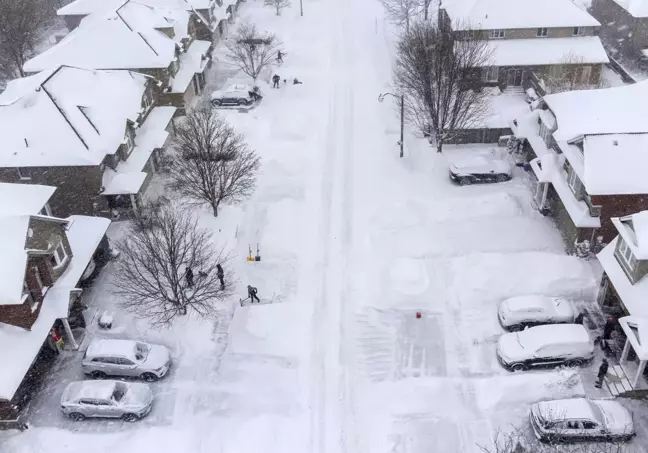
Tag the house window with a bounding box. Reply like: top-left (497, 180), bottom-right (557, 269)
top-left (489, 29), bottom-right (505, 38)
top-left (567, 165), bottom-right (580, 194)
top-left (125, 129), bottom-right (136, 155)
top-left (573, 27), bottom-right (583, 36)
top-left (618, 239), bottom-right (639, 272)
top-left (32, 266), bottom-right (44, 291)
top-left (39, 202), bottom-right (52, 217)
top-left (142, 89), bottom-right (153, 111)
top-left (481, 66), bottom-right (499, 82)
top-left (50, 242), bottom-right (68, 268)
top-left (536, 28), bottom-right (548, 37)
top-left (16, 167), bottom-right (31, 180)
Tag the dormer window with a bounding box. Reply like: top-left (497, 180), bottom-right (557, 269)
top-left (50, 242), bottom-right (69, 269)
top-left (536, 28), bottom-right (548, 37)
top-left (573, 27), bottom-right (583, 36)
top-left (39, 202), bottom-right (52, 217)
top-left (618, 239), bottom-right (638, 272)
top-left (489, 29), bottom-right (505, 39)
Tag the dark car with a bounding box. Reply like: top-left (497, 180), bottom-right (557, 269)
top-left (449, 155), bottom-right (513, 185)
top-left (210, 84), bottom-right (258, 107)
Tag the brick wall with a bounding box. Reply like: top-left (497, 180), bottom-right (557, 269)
top-left (592, 194), bottom-right (648, 242)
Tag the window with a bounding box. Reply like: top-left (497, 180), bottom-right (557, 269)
top-left (50, 242), bottom-right (68, 268)
top-left (573, 27), bottom-right (583, 36)
top-left (481, 66), bottom-right (499, 82)
top-left (125, 129), bottom-right (135, 155)
top-left (536, 28), bottom-right (548, 37)
top-left (582, 421), bottom-right (597, 430)
top-left (618, 239), bottom-right (639, 271)
top-left (489, 29), bottom-right (505, 38)
top-left (22, 282), bottom-right (35, 308)
top-left (115, 357), bottom-right (134, 366)
top-left (573, 66), bottom-right (591, 85)
top-left (567, 166), bottom-right (579, 193)
top-left (16, 167), bottom-right (31, 180)
top-left (142, 89), bottom-right (153, 110)
top-left (39, 203), bottom-right (52, 216)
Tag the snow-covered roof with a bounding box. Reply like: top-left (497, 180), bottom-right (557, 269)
top-left (483, 36), bottom-right (608, 67)
top-left (0, 216), bottom-right (31, 306)
top-left (0, 183), bottom-right (55, 215)
top-left (582, 134), bottom-right (648, 195)
top-left (611, 0), bottom-right (648, 18)
top-left (535, 398), bottom-right (597, 421)
top-left (62, 380), bottom-right (120, 402)
top-left (58, 0), bottom-right (199, 17)
top-left (544, 80), bottom-right (648, 142)
top-left (443, 0), bottom-right (600, 30)
top-left (619, 316), bottom-right (648, 360)
top-left (611, 215), bottom-right (648, 259)
top-left (519, 323), bottom-right (590, 349)
top-left (0, 66), bottom-right (147, 167)
top-left (23, 9), bottom-right (177, 72)
top-left (599, 238), bottom-right (648, 317)
top-left (631, 211), bottom-right (648, 256)
top-left (86, 338), bottom-right (140, 359)
top-left (102, 105), bottom-right (175, 194)
top-left (170, 39), bottom-right (211, 93)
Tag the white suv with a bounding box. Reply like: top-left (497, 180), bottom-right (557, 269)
top-left (82, 339), bottom-right (171, 382)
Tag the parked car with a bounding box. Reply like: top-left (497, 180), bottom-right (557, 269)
top-left (530, 398), bottom-right (635, 443)
top-left (82, 338), bottom-right (171, 381)
top-left (496, 324), bottom-right (594, 371)
top-left (498, 296), bottom-right (576, 331)
top-left (61, 380), bottom-right (153, 422)
top-left (448, 155), bottom-right (512, 185)
top-left (210, 84), bottom-right (259, 106)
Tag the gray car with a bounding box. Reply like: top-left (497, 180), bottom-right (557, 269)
top-left (61, 380), bottom-right (153, 422)
top-left (82, 338), bottom-right (171, 381)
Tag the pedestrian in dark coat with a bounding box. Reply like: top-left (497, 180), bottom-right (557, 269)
top-left (216, 264), bottom-right (225, 290)
top-left (185, 267), bottom-right (194, 287)
top-left (272, 74), bottom-right (280, 88)
top-left (247, 285), bottom-right (260, 303)
top-left (277, 50), bottom-right (283, 63)
top-left (574, 312), bottom-right (585, 325)
top-left (603, 317), bottom-right (616, 340)
top-left (595, 359), bottom-right (609, 388)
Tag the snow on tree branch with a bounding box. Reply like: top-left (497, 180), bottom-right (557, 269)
top-left (266, 0), bottom-right (291, 16)
top-left (225, 22), bottom-right (282, 80)
top-left (111, 204), bottom-right (234, 327)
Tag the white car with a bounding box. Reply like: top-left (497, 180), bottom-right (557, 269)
top-left (82, 338), bottom-right (171, 381)
top-left (496, 324), bottom-right (594, 371)
top-left (530, 398), bottom-right (635, 443)
top-left (448, 155), bottom-right (512, 185)
top-left (61, 380), bottom-right (153, 422)
top-left (498, 296), bottom-right (576, 331)
top-left (210, 84), bottom-right (258, 106)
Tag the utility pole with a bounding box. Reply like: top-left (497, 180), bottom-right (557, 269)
top-left (300, 0), bottom-right (303, 16)
top-left (378, 92), bottom-right (405, 158)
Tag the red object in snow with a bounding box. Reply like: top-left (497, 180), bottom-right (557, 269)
top-left (416, 312), bottom-right (421, 319)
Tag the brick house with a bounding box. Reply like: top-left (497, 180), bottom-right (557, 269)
top-left (0, 66), bottom-right (176, 218)
top-left (0, 183), bottom-right (110, 425)
top-left (24, 0), bottom-right (212, 113)
top-left (439, 0), bottom-right (609, 94)
top-left (511, 80), bottom-right (648, 252)
top-left (590, 0), bottom-right (648, 57)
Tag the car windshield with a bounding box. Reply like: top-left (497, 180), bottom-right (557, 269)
top-left (111, 382), bottom-right (127, 402)
top-left (134, 342), bottom-right (149, 361)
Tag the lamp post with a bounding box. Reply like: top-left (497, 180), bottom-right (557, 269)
top-left (300, 0), bottom-right (303, 16)
top-left (378, 92), bottom-right (404, 158)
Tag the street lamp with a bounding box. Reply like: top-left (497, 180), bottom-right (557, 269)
top-left (378, 92), bottom-right (404, 158)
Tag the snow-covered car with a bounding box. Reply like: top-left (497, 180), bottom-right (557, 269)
top-left (496, 324), bottom-right (594, 372)
top-left (448, 156), bottom-right (512, 185)
top-left (498, 296), bottom-right (576, 331)
top-left (530, 398), bottom-right (635, 443)
top-left (210, 84), bottom-right (258, 106)
top-left (82, 338), bottom-right (171, 381)
top-left (61, 380), bottom-right (153, 422)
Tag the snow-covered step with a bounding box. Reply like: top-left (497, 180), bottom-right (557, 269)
top-left (604, 365), bottom-right (633, 396)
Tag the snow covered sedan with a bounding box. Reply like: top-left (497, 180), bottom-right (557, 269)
top-left (496, 324), bottom-right (594, 372)
top-left (210, 84), bottom-right (259, 106)
top-left (498, 296), bottom-right (576, 332)
top-left (61, 380), bottom-right (153, 422)
top-left (530, 398), bottom-right (635, 443)
top-left (82, 338), bottom-right (171, 381)
top-left (448, 156), bottom-right (512, 185)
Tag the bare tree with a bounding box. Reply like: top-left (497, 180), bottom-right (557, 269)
top-left (112, 204), bottom-right (234, 327)
top-left (168, 107), bottom-right (261, 217)
top-left (394, 20), bottom-right (492, 152)
top-left (0, 0), bottom-right (50, 78)
top-left (380, 0), bottom-right (420, 32)
top-left (225, 22), bottom-right (282, 80)
top-left (421, 0), bottom-right (432, 20)
top-left (541, 53), bottom-right (607, 94)
top-left (267, 0), bottom-right (291, 16)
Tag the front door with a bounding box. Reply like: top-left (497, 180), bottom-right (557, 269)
top-left (507, 69), bottom-right (523, 86)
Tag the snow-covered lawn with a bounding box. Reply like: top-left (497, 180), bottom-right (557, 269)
top-left (2, 0), bottom-right (647, 453)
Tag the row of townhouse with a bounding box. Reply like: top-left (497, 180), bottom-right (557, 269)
top-left (0, 0), bottom-right (244, 426)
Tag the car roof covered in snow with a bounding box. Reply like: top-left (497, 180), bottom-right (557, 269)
top-left (85, 338), bottom-right (140, 359)
top-left (534, 398), bottom-right (598, 421)
top-left (62, 380), bottom-right (121, 402)
top-left (451, 155), bottom-right (511, 173)
top-left (519, 324), bottom-right (590, 348)
top-left (443, 0), bottom-right (600, 30)
top-left (502, 295), bottom-right (554, 312)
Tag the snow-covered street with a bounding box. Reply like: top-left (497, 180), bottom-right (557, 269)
top-left (3, 0), bottom-right (642, 452)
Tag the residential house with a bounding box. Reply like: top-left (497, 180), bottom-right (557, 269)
top-left (596, 211), bottom-right (648, 391)
top-left (0, 183), bottom-right (111, 424)
top-left (511, 80), bottom-right (648, 251)
top-left (591, 0), bottom-right (648, 57)
top-left (439, 0), bottom-right (609, 93)
top-left (24, 0), bottom-right (212, 113)
top-left (0, 66), bottom-right (176, 218)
